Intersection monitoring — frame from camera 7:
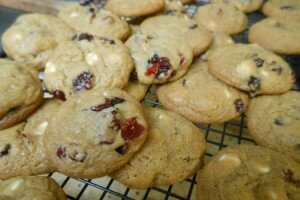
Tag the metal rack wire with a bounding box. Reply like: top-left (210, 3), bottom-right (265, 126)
top-left (0, 0), bottom-right (299, 199)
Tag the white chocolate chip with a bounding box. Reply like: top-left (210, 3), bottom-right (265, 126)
top-left (45, 62), bottom-right (57, 73)
top-left (236, 60), bottom-right (257, 80)
top-left (33, 121), bottom-right (48, 135)
top-left (13, 33), bottom-right (22, 40)
top-left (9, 179), bottom-right (23, 191)
top-left (218, 153), bottom-right (241, 165)
top-left (70, 12), bottom-right (80, 18)
top-left (85, 53), bottom-right (99, 66)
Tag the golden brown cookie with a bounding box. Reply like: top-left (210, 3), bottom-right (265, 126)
top-left (157, 60), bottom-right (249, 124)
top-left (263, 0), bottom-right (300, 20)
top-left (1, 14), bottom-right (74, 70)
top-left (0, 176), bottom-right (66, 200)
top-left (208, 44), bottom-right (295, 94)
top-left (247, 91), bottom-right (300, 163)
top-left (0, 59), bottom-right (43, 130)
top-left (194, 3), bottom-right (248, 35)
top-left (196, 145), bottom-right (300, 200)
top-left (212, 0), bottom-right (263, 13)
top-left (44, 88), bottom-right (148, 179)
top-left (111, 106), bottom-right (206, 188)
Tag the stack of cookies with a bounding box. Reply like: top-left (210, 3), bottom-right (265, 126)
top-left (0, 0), bottom-right (299, 199)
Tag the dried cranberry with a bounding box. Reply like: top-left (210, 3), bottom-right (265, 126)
top-left (281, 5), bottom-right (293, 10)
top-left (99, 37), bottom-right (116, 45)
top-left (284, 169), bottom-right (300, 186)
top-left (99, 140), bottom-right (114, 145)
top-left (248, 76), bottom-right (260, 92)
top-left (274, 119), bottom-right (284, 126)
top-left (90, 97), bottom-right (125, 112)
top-left (78, 33), bottom-right (94, 42)
top-left (0, 144), bottom-right (11, 157)
top-left (56, 147), bottom-right (66, 159)
top-left (121, 117), bottom-right (144, 141)
top-left (272, 67), bottom-right (282, 75)
top-left (52, 90), bottom-right (66, 100)
top-left (72, 71), bottom-right (94, 92)
top-left (234, 99), bottom-right (244, 113)
top-left (145, 54), bottom-right (172, 79)
top-left (178, 52), bottom-right (185, 66)
top-left (189, 24), bottom-right (198, 29)
top-left (115, 144), bottom-right (128, 155)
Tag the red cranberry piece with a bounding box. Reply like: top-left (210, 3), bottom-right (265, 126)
top-left (78, 33), bottom-right (94, 42)
top-left (0, 144), bottom-right (11, 157)
top-left (284, 169), bottom-right (300, 186)
top-left (52, 90), bottom-right (66, 100)
top-left (178, 52), bottom-right (185, 67)
top-left (115, 144), bottom-right (128, 155)
top-left (145, 54), bottom-right (172, 79)
top-left (72, 71), bottom-right (94, 92)
top-left (121, 117), bottom-right (144, 141)
top-left (90, 97), bottom-right (125, 112)
top-left (248, 76), bottom-right (260, 92)
top-left (234, 99), bottom-right (244, 113)
top-left (56, 147), bottom-right (66, 159)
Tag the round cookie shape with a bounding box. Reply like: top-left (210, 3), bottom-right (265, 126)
top-left (0, 59), bottom-right (43, 130)
top-left (126, 31), bottom-right (193, 84)
top-left (248, 18), bottom-right (300, 55)
top-left (180, 0), bottom-right (194, 4)
top-left (58, 5), bottom-right (129, 41)
top-left (212, 0), bottom-right (263, 13)
top-left (44, 33), bottom-right (133, 99)
top-left (140, 15), bottom-right (213, 56)
top-left (0, 99), bottom-right (62, 180)
top-left (263, 0), bottom-right (300, 20)
top-left (196, 145), bottom-right (300, 200)
top-left (193, 3), bottom-right (248, 35)
top-left (157, 60), bottom-right (249, 124)
top-left (123, 80), bottom-right (150, 101)
top-left (0, 176), bottom-right (66, 200)
top-left (44, 88), bottom-right (148, 178)
top-left (105, 0), bottom-right (165, 18)
top-left (111, 106), bottom-right (206, 188)
top-left (247, 91), bottom-right (300, 163)
top-left (1, 14), bottom-right (74, 70)
top-left (161, 0), bottom-right (186, 17)
top-left (208, 44), bottom-right (295, 94)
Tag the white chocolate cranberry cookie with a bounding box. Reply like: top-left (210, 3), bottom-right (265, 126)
top-left (1, 14), bottom-right (74, 70)
top-left (212, 0), bottom-right (263, 13)
top-left (0, 176), bottom-right (66, 200)
top-left (263, 0), bottom-right (300, 20)
top-left (0, 59), bottom-right (43, 130)
top-left (58, 4), bottom-right (129, 41)
top-left (44, 33), bottom-right (133, 99)
top-left (111, 106), bottom-right (206, 188)
top-left (44, 88), bottom-right (148, 179)
top-left (208, 44), bottom-right (295, 94)
top-left (196, 145), bottom-right (300, 200)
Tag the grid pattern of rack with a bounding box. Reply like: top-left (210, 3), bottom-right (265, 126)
top-left (0, 0), bottom-right (299, 199)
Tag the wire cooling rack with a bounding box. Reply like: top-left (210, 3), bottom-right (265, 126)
top-left (0, 0), bottom-right (299, 199)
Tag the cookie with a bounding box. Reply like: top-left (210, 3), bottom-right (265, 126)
top-left (44, 88), bottom-right (148, 178)
top-left (180, 0), bottom-right (194, 4)
top-left (194, 3), bottom-right (248, 35)
top-left (196, 145), bottom-right (300, 200)
top-left (1, 14), bottom-right (74, 70)
top-left (212, 0), bottom-right (263, 13)
top-left (105, 0), bottom-right (165, 18)
top-left (208, 44), bottom-right (295, 94)
top-left (247, 91), bottom-right (300, 163)
top-left (58, 4), bottom-right (129, 41)
top-left (0, 99), bottom-right (62, 180)
top-left (126, 31), bottom-right (193, 84)
top-left (44, 33), bottom-right (133, 99)
top-left (248, 18), bottom-right (300, 55)
top-left (263, 0), bottom-right (300, 20)
top-left (161, 0), bottom-right (186, 16)
top-left (0, 176), bottom-right (66, 199)
top-left (123, 80), bottom-right (150, 101)
top-left (201, 31), bottom-right (235, 60)
top-left (157, 60), bottom-right (249, 124)
top-left (111, 106), bottom-right (206, 188)
top-left (140, 15), bottom-right (213, 56)
top-left (0, 59), bottom-right (43, 130)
